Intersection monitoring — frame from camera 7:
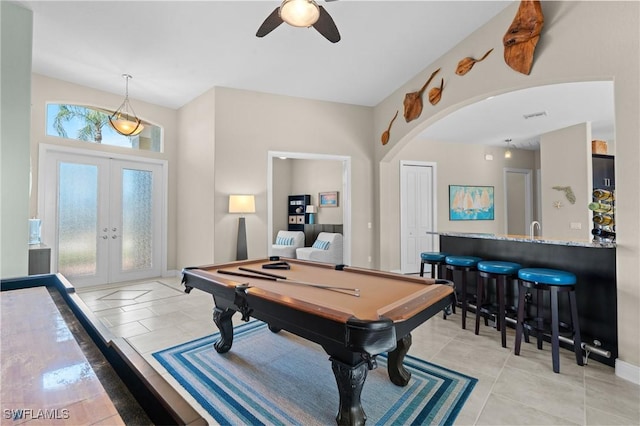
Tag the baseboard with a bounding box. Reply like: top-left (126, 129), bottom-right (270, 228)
top-left (163, 269), bottom-right (180, 277)
top-left (615, 358), bottom-right (640, 385)
top-left (391, 269), bottom-right (421, 276)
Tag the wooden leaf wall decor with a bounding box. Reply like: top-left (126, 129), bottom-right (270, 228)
top-left (428, 78), bottom-right (444, 105)
top-left (403, 68), bottom-right (440, 123)
top-left (381, 110), bottom-right (398, 145)
top-left (456, 48), bottom-right (494, 76)
top-left (503, 0), bottom-right (544, 75)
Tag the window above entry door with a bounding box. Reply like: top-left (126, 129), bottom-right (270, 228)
top-left (46, 103), bottom-right (163, 152)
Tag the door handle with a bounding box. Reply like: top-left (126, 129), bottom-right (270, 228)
top-left (112, 227), bottom-right (117, 232)
top-left (112, 235), bottom-right (118, 239)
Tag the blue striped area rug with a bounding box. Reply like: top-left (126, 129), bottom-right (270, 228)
top-left (153, 321), bottom-right (477, 426)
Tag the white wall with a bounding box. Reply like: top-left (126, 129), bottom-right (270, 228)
top-left (272, 158), bottom-right (293, 242)
top-left (290, 159), bottom-right (343, 225)
top-left (201, 87), bottom-right (374, 267)
top-left (382, 140), bottom-right (535, 269)
top-left (0, 2), bottom-right (32, 278)
top-left (540, 123), bottom-right (592, 241)
top-left (374, 1), bottom-right (639, 376)
top-left (176, 89), bottom-right (216, 267)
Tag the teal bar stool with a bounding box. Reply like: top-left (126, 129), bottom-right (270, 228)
top-left (420, 252), bottom-right (448, 279)
top-left (514, 268), bottom-right (584, 373)
top-left (475, 260), bottom-right (521, 348)
top-left (445, 255), bottom-right (482, 329)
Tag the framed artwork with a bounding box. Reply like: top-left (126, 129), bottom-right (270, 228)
top-left (319, 191), bottom-right (339, 207)
top-left (449, 185), bottom-right (494, 220)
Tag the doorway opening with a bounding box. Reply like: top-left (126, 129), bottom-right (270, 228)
top-left (267, 151), bottom-right (351, 265)
top-left (503, 168), bottom-right (533, 235)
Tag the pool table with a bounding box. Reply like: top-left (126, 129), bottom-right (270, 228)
top-left (182, 257), bottom-right (455, 425)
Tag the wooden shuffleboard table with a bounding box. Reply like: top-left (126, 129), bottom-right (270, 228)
top-left (182, 257), bottom-right (455, 425)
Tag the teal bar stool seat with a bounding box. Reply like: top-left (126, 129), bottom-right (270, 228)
top-left (514, 268), bottom-right (584, 373)
top-left (475, 260), bottom-right (521, 348)
top-left (420, 252), bottom-right (448, 279)
top-left (445, 255), bottom-right (482, 329)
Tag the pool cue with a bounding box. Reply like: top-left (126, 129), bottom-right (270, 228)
top-left (239, 267), bottom-right (287, 279)
top-left (217, 269), bottom-right (360, 297)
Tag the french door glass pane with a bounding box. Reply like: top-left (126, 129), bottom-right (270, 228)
top-left (58, 162), bottom-right (98, 276)
top-left (121, 168), bottom-right (153, 271)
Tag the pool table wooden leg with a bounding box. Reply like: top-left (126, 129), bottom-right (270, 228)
top-left (212, 307), bottom-right (235, 353)
top-left (330, 358), bottom-right (368, 426)
top-left (387, 333), bottom-right (412, 386)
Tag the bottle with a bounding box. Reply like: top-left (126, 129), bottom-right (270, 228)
top-left (588, 202), bottom-right (614, 213)
top-left (591, 228), bottom-right (616, 239)
top-left (593, 189), bottom-right (615, 201)
top-left (593, 214), bottom-right (614, 226)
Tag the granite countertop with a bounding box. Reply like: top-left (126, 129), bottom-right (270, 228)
top-left (439, 232), bottom-right (616, 248)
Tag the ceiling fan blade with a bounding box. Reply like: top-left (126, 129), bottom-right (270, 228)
top-left (313, 5), bottom-right (341, 43)
top-left (256, 7), bottom-right (284, 38)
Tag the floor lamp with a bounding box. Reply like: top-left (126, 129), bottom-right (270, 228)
top-left (229, 195), bottom-right (255, 261)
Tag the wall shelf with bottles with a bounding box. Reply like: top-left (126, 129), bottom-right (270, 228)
top-left (590, 154), bottom-right (615, 243)
top-left (590, 188), bottom-right (615, 242)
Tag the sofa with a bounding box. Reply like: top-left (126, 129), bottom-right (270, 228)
top-left (295, 232), bottom-right (343, 264)
top-left (269, 230), bottom-right (305, 259)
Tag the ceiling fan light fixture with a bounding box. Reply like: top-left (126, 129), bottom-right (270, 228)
top-left (109, 74), bottom-right (144, 137)
top-left (279, 0), bottom-right (320, 27)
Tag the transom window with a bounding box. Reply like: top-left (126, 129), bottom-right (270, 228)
top-left (46, 103), bottom-right (163, 152)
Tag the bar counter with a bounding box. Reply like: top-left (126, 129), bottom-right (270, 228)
top-left (439, 232), bottom-right (617, 366)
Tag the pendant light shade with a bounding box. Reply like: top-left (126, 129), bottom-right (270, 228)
top-left (109, 74), bottom-right (144, 137)
top-left (504, 139), bottom-right (513, 159)
top-left (279, 0), bottom-right (320, 27)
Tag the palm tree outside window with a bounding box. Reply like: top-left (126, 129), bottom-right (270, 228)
top-left (47, 104), bottom-right (162, 152)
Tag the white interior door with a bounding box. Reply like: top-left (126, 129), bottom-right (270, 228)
top-left (42, 149), bottom-right (164, 287)
top-left (400, 161), bottom-right (437, 274)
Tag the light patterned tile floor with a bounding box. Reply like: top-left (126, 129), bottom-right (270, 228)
top-left (77, 277), bottom-right (640, 426)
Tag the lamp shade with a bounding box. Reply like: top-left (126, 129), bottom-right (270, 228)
top-left (305, 205), bottom-right (317, 214)
top-left (109, 74), bottom-right (144, 137)
top-left (280, 0), bottom-right (320, 27)
top-left (229, 195), bottom-right (256, 214)
top-left (110, 116), bottom-right (144, 136)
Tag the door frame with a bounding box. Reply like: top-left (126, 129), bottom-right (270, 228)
top-left (400, 160), bottom-right (438, 274)
top-left (267, 151), bottom-right (351, 266)
top-left (38, 143), bottom-right (169, 283)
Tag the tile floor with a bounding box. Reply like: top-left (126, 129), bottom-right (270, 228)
top-left (77, 277), bottom-right (640, 426)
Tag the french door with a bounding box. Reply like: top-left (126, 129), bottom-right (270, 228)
top-left (400, 161), bottom-right (438, 274)
top-left (41, 147), bottom-right (165, 287)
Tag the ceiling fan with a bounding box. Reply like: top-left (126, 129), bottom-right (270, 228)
top-left (256, 0), bottom-right (341, 43)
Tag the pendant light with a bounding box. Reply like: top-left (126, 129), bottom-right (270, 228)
top-left (109, 74), bottom-right (144, 137)
top-left (504, 139), bottom-right (513, 159)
